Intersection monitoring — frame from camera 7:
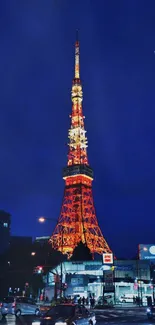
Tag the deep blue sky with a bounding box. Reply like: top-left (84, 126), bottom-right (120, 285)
top-left (0, 0), bottom-right (155, 258)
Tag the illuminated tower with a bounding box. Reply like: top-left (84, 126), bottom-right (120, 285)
top-left (50, 34), bottom-right (112, 257)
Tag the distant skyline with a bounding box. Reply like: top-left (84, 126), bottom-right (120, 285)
top-left (0, 1), bottom-right (155, 258)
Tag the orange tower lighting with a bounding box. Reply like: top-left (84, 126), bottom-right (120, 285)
top-left (50, 33), bottom-right (112, 258)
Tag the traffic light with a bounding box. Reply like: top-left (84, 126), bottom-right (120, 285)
top-left (38, 266), bottom-right (43, 274)
top-left (33, 266), bottom-right (43, 274)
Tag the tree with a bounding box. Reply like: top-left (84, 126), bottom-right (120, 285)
top-left (70, 241), bottom-right (92, 261)
top-left (1, 239), bottom-right (67, 298)
top-left (30, 274), bottom-right (44, 297)
top-left (32, 241), bottom-right (67, 275)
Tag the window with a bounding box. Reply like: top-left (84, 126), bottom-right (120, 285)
top-left (16, 297), bottom-right (25, 303)
top-left (75, 306), bottom-right (83, 315)
top-left (3, 223), bottom-right (8, 227)
top-left (81, 306), bottom-right (89, 316)
top-left (71, 277), bottom-right (83, 285)
top-left (3, 297), bottom-right (14, 303)
top-left (46, 305), bottom-right (74, 317)
top-left (27, 298), bottom-right (35, 305)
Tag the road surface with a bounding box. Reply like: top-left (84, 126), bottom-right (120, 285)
top-left (0, 307), bottom-right (149, 324)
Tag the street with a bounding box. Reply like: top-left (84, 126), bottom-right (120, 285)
top-left (95, 307), bottom-right (148, 323)
top-left (0, 307), bottom-right (151, 325)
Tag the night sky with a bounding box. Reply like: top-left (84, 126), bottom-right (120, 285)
top-left (0, 0), bottom-right (155, 258)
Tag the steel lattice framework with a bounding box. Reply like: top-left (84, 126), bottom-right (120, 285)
top-left (50, 34), bottom-right (112, 258)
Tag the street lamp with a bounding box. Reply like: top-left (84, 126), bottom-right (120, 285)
top-left (38, 216), bottom-right (58, 224)
top-left (37, 216), bottom-right (64, 299)
top-left (38, 217), bottom-right (46, 223)
top-left (31, 252), bottom-right (36, 256)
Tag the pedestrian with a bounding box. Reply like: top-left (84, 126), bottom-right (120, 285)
top-left (78, 297), bottom-right (81, 305)
top-left (90, 297), bottom-right (95, 308)
top-left (148, 296), bottom-right (152, 307)
top-left (82, 296), bottom-right (85, 305)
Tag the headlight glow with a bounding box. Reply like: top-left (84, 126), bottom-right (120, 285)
top-left (32, 322), bottom-right (41, 325)
top-left (55, 322), bottom-right (67, 325)
top-left (147, 308), bottom-right (151, 312)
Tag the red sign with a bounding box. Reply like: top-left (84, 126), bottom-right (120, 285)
top-left (103, 253), bottom-right (113, 264)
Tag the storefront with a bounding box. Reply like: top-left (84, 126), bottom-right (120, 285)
top-left (46, 259), bottom-right (151, 303)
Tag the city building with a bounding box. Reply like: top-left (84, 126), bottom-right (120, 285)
top-left (6, 236), bottom-right (33, 297)
top-left (34, 236), bottom-right (50, 246)
top-left (0, 210), bottom-right (11, 255)
top-left (50, 35), bottom-right (111, 258)
top-left (45, 259), bottom-right (152, 303)
top-left (9, 236), bottom-right (33, 263)
top-left (10, 236), bottom-right (32, 247)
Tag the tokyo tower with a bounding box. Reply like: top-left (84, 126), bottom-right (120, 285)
top-left (50, 34), bottom-right (112, 258)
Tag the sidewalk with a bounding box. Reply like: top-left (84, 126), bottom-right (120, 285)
top-left (94, 303), bottom-right (147, 311)
top-left (114, 303), bottom-right (147, 309)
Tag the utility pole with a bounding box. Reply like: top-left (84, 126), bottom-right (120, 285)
top-left (37, 216), bottom-right (65, 300)
top-left (102, 269), bottom-right (104, 303)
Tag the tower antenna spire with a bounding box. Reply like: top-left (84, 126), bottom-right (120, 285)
top-left (75, 30), bottom-right (80, 79)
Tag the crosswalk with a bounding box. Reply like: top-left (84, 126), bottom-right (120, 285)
top-left (95, 308), bottom-right (147, 323)
top-left (0, 314), bottom-right (36, 324)
top-left (0, 315), bottom-right (16, 323)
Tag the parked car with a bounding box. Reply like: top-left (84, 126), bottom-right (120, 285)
top-left (36, 303), bottom-right (96, 325)
top-left (119, 294), bottom-right (134, 303)
top-left (119, 293), bottom-right (153, 305)
top-left (0, 296), bottom-right (40, 317)
top-left (0, 296), bottom-right (15, 316)
top-left (97, 295), bottom-right (113, 306)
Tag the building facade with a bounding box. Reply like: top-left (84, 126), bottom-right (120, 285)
top-left (45, 259), bottom-right (152, 303)
top-left (10, 236), bottom-right (32, 247)
top-left (0, 210), bottom-right (11, 255)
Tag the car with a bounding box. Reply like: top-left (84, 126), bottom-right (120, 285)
top-left (97, 295), bottom-right (113, 306)
top-left (147, 306), bottom-right (155, 319)
top-left (34, 303), bottom-right (96, 325)
top-left (0, 296), bottom-right (40, 317)
top-left (0, 296), bottom-right (15, 316)
top-left (119, 294), bottom-right (134, 303)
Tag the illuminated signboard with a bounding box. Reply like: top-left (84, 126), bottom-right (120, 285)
top-left (104, 270), bottom-right (115, 293)
top-left (103, 253), bottom-right (113, 264)
top-left (139, 244), bottom-right (155, 260)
